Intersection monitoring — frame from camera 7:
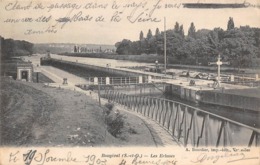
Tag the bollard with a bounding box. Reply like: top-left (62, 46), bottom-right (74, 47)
top-left (230, 75), bottom-right (234, 82)
top-left (63, 78), bottom-right (68, 85)
top-left (106, 77), bottom-right (110, 85)
top-left (139, 76), bottom-right (143, 84)
top-left (256, 74), bottom-right (259, 81)
top-left (94, 77), bottom-right (98, 85)
top-left (148, 76), bottom-right (152, 83)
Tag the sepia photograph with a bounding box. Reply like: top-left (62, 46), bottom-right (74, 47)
top-left (0, 0), bottom-right (260, 164)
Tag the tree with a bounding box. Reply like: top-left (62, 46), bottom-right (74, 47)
top-left (140, 39), bottom-right (148, 54)
top-left (161, 30), bottom-right (184, 57)
top-left (188, 22), bottom-right (196, 38)
top-left (1, 38), bottom-right (33, 58)
top-left (207, 28), bottom-right (225, 54)
top-left (154, 28), bottom-right (161, 55)
top-left (155, 28), bottom-right (160, 36)
top-left (74, 46), bottom-right (78, 53)
top-left (114, 18), bottom-right (259, 69)
top-left (174, 22), bottom-right (180, 33)
top-left (131, 41), bottom-right (142, 55)
top-left (115, 39), bottom-right (133, 55)
top-left (179, 25), bottom-right (185, 38)
top-left (195, 29), bottom-right (211, 39)
top-left (147, 29), bottom-right (153, 39)
top-left (176, 37), bottom-right (212, 65)
top-left (139, 31), bottom-right (144, 40)
top-left (227, 17), bottom-right (235, 30)
top-left (147, 36), bottom-right (157, 54)
top-left (220, 28), bottom-right (257, 69)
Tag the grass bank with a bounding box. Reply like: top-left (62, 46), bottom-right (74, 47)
top-left (0, 78), bottom-right (156, 146)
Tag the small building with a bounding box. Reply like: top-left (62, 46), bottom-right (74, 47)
top-left (16, 63), bottom-right (33, 82)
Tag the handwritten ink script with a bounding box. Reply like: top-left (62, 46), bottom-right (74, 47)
top-left (7, 149), bottom-right (177, 165)
top-left (2, 0), bottom-right (171, 35)
top-left (9, 149), bottom-right (107, 165)
top-left (189, 147), bottom-right (259, 164)
top-left (2, 0), bottom-right (258, 35)
top-left (3, 147), bottom-right (259, 165)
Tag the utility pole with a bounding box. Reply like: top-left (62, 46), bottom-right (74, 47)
top-left (164, 17), bottom-right (167, 76)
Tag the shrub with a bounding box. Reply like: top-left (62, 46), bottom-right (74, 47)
top-left (128, 127), bottom-right (137, 134)
top-left (106, 112), bottom-right (124, 137)
top-left (104, 103), bottom-right (114, 115)
top-left (103, 104), bottom-right (125, 137)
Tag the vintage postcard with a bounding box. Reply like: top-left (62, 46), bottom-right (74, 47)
top-left (0, 0), bottom-right (260, 164)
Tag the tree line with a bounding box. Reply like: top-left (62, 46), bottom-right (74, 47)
top-left (1, 36), bottom-right (34, 60)
top-left (115, 18), bottom-right (260, 69)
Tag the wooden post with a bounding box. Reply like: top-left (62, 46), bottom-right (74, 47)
top-left (36, 72), bottom-right (39, 83)
top-left (98, 83), bottom-right (101, 106)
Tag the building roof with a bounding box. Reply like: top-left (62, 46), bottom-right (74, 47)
top-left (17, 62), bottom-right (33, 68)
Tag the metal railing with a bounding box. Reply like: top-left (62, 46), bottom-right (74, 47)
top-left (81, 77), bottom-right (149, 85)
top-left (102, 90), bottom-right (260, 147)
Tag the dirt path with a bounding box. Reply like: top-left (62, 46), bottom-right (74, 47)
top-left (1, 78), bottom-right (157, 147)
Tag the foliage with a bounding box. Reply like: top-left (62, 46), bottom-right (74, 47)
top-left (115, 39), bottom-right (133, 55)
top-left (106, 112), bottom-right (124, 137)
top-left (188, 22), bottom-right (196, 38)
top-left (114, 18), bottom-right (260, 69)
top-left (1, 36), bottom-right (34, 59)
top-left (103, 103), bottom-right (125, 137)
top-left (155, 28), bottom-right (160, 36)
top-left (146, 29), bottom-right (153, 39)
top-left (179, 25), bottom-right (185, 39)
top-left (227, 17), bottom-right (235, 30)
top-left (174, 22), bottom-right (180, 33)
top-left (74, 46), bottom-right (78, 53)
top-left (139, 31), bottom-right (144, 40)
top-left (104, 103), bottom-right (114, 115)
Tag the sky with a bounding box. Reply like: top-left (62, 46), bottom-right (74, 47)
top-left (0, 0), bottom-right (260, 45)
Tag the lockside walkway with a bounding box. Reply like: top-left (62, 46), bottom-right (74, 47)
top-left (115, 105), bottom-right (181, 147)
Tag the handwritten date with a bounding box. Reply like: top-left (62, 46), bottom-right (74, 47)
top-left (9, 149), bottom-right (107, 165)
